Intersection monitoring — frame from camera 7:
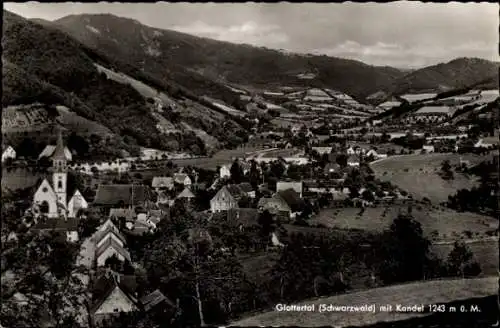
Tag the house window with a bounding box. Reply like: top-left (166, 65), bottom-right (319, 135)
top-left (42, 187), bottom-right (48, 193)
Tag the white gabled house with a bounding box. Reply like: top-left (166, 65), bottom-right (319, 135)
top-left (1, 145), bottom-right (16, 162)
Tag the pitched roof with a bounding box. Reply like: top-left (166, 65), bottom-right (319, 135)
top-left (225, 185), bottom-right (248, 199)
top-left (277, 189), bottom-right (304, 208)
top-left (52, 129), bottom-right (67, 160)
top-left (258, 194), bottom-right (291, 213)
top-left (93, 184), bottom-right (149, 206)
top-left (90, 273), bottom-right (137, 314)
top-left (151, 177), bottom-right (174, 188)
top-left (95, 237), bottom-right (131, 262)
top-left (140, 290), bottom-right (175, 312)
top-left (38, 145), bottom-right (72, 161)
top-left (348, 155), bottom-right (360, 162)
top-left (237, 182), bottom-right (253, 193)
top-left (94, 225), bottom-right (127, 246)
top-left (31, 218), bottom-right (79, 231)
top-left (177, 187), bottom-right (195, 199)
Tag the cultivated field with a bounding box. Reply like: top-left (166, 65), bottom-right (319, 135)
top-left (230, 277), bottom-right (497, 327)
top-left (370, 154), bottom-right (485, 203)
top-left (260, 148), bottom-right (301, 158)
top-left (310, 205), bottom-right (498, 241)
top-left (170, 145), bottom-right (268, 170)
top-left (56, 106), bottom-right (112, 135)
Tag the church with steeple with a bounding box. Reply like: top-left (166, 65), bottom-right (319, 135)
top-left (33, 129), bottom-right (88, 218)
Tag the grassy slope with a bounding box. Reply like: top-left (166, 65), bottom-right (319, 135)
top-left (311, 205), bottom-right (497, 241)
top-left (231, 277), bottom-right (497, 327)
top-left (370, 154), bottom-right (486, 203)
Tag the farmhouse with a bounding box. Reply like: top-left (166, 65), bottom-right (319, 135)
top-left (32, 131), bottom-right (87, 218)
top-left (176, 187), bottom-right (195, 200)
top-left (90, 272), bottom-right (138, 325)
top-left (95, 237), bottom-right (131, 267)
top-left (93, 184), bottom-right (150, 211)
top-left (2, 145), bottom-right (16, 162)
top-left (31, 218), bottom-right (80, 243)
top-left (422, 145), bottom-right (435, 153)
top-left (173, 173), bottom-right (192, 186)
top-left (219, 165), bottom-right (231, 179)
top-left (210, 184), bottom-right (248, 212)
top-left (226, 208), bottom-right (260, 230)
top-left (140, 290), bottom-right (175, 313)
top-left (347, 155), bottom-right (360, 167)
top-left (151, 177), bottom-right (174, 191)
top-left (258, 193), bottom-right (291, 218)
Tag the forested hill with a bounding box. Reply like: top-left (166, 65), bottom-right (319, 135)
top-left (2, 10), bottom-right (250, 157)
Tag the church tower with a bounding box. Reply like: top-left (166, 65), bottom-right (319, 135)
top-left (52, 129), bottom-right (68, 212)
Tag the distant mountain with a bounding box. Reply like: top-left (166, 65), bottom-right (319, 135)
top-left (390, 57), bottom-right (499, 95)
top-left (2, 10), bottom-right (250, 157)
top-left (51, 14), bottom-right (407, 101)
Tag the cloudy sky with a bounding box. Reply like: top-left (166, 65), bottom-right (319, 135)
top-left (5, 2), bottom-right (499, 68)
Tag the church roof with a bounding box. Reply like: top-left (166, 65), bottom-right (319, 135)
top-left (38, 145), bottom-right (72, 161)
top-left (52, 129), bottom-right (67, 160)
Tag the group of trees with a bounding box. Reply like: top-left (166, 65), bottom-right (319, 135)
top-left (447, 158), bottom-right (498, 218)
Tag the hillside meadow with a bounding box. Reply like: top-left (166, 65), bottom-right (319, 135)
top-left (370, 154), bottom-right (486, 203)
top-left (230, 277), bottom-right (497, 327)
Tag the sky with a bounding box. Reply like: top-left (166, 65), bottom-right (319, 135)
top-left (4, 2), bottom-right (499, 68)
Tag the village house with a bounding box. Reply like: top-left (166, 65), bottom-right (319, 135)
top-left (422, 144), bottom-right (435, 153)
top-left (226, 208), bottom-right (260, 231)
top-left (32, 131), bottom-right (88, 219)
top-left (94, 219), bottom-right (127, 249)
top-left (276, 181), bottom-right (303, 197)
top-left (258, 193), bottom-right (291, 217)
top-left (95, 237), bottom-right (131, 267)
top-left (210, 184), bottom-right (251, 212)
top-left (31, 218), bottom-right (80, 243)
top-left (347, 155), bottom-right (361, 167)
top-left (219, 165), bottom-right (231, 179)
top-left (176, 187), bottom-right (196, 201)
top-left (90, 272), bottom-right (138, 326)
top-left (140, 289), bottom-right (175, 313)
top-left (151, 177), bottom-right (174, 191)
top-left (93, 184), bottom-right (150, 212)
top-left (1, 145), bottom-right (16, 162)
top-left (173, 173), bottom-right (192, 186)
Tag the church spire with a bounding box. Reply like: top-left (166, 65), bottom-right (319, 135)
top-left (52, 127), bottom-right (66, 161)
